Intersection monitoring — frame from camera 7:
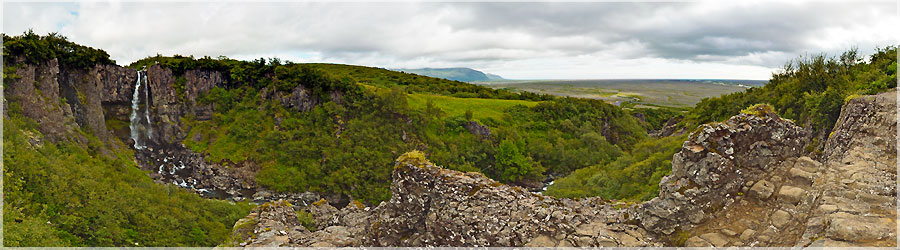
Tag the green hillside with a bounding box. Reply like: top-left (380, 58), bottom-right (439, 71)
top-left (164, 57), bottom-right (651, 203)
top-left (545, 46), bottom-right (897, 201)
top-left (3, 31), bottom-right (254, 247)
top-left (407, 93), bottom-right (540, 121)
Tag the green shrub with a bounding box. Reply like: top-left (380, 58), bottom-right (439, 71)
top-left (545, 134), bottom-right (687, 201)
top-left (296, 210), bottom-right (317, 232)
top-left (3, 116), bottom-right (254, 246)
top-left (3, 30), bottom-right (114, 68)
top-left (740, 103), bottom-right (776, 117)
top-left (687, 46), bottom-right (897, 138)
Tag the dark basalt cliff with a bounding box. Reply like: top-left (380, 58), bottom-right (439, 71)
top-left (224, 94), bottom-right (896, 247)
top-left (4, 57), bottom-right (211, 146)
top-left (6, 58), bottom-right (126, 147)
top-left (4, 57), bottom-right (324, 204)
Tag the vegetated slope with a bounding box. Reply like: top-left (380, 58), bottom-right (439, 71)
top-left (231, 92), bottom-right (896, 247)
top-left (545, 134), bottom-right (688, 201)
top-left (305, 64), bottom-right (526, 98)
top-left (128, 54), bottom-right (652, 204)
top-left (687, 47), bottom-right (897, 151)
top-left (2, 31), bottom-right (253, 247)
top-left (394, 67), bottom-right (503, 82)
top-left (406, 93), bottom-right (539, 121)
top-left (546, 46), bottom-right (897, 202)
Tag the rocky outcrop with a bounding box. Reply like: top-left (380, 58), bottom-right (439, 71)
top-left (143, 65), bottom-right (225, 144)
top-left (6, 58), bottom-right (80, 143)
top-left (800, 91), bottom-right (897, 247)
top-left (59, 66), bottom-right (125, 149)
top-left (653, 116), bottom-right (685, 138)
top-left (280, 84), bottom-right (319, 112)
top-left (97, 64), bottom-right (138, 123)
top-left (230, 98), bottom-right (897, 247)
top-left (674, 155), bottom-right (826, 247)
top-left (464, 120), bottom-right (492, 139)
top-left (98, 64), bottom-right (138, 104)
top-left (6, 57), bottom-right (136, 148)
top-left (635, 93), bottom-right (897, 247)
top-left (220, 200), bottom-right (310, 247)
top-left (228, 152), bottom-right (658, 247)
top-left (631, 95), bottom-right (896, 247)
top-left (184, 69), bottom-right (224, 120)
top-left (229, 104), bottom-right (808, 247)
top-left (146, 65), bottom-right (180, 144)
top-left (366, 152), bottom-right (654, 247)
top-left (634, 105), bottom-right (809, 236)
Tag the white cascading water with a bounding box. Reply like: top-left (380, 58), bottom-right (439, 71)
top-left (129, 68), bottom-right (210, 195)
top-left (129, 70), bottom-right (145, 149)
top-left (143, 72), bottom-right (153, 139)
top-left (128, 68), bottom-right (207, 194)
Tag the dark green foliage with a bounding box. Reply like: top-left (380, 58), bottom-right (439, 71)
top-left (130, 54), bottom-right (232, 76)
top-left (544, 46), bottom-right (897, 202)
top-left (180, 61), bottom-right (647, 203)
top-left (129, 55), bottom-right (552, 101)
top-left (133, 52), bottom-right (646, 203)
top-left (186, 84), bottom-right (413, 203)
top-left (545, 134), bottom-right (688, 201)
top-left (495, 138), bottom-right (542, 182)
top-left (296, 210), bottom-right (317, 232)
top-left (628, 107), bottom-right (685, 131)
top-left (175, 76), bottom-right (187, 100)
top-left (687, 47), bottom-right (897, 137)
top-left (3, 30), bottom-right (115, 68)
top-left (3, 115), bottom-right (253, 247)
top-left (526, 97), bottom-right (647, 148)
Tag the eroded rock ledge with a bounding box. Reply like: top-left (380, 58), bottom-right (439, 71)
top-left (224, 97), bottom-right (900, 247)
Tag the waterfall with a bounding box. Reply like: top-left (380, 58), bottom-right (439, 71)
top-left (129, 70), bottom-right (145, 149)
top-left (143, 72), bottom-right (153, 139)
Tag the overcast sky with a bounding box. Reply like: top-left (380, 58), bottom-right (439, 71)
top-left (4, 1), bottom-right (897, 80)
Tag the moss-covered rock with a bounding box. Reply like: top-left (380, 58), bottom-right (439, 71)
top-left (740, 103), bottom-right (777, 118)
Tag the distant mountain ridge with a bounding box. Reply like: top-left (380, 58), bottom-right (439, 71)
top-left (395, 67), bottom-right (504, 82)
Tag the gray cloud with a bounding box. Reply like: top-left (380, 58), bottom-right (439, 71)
top-left (3, 1), bottom-right (896, 79)
top-left (445, 2), bottom-right (894, 64)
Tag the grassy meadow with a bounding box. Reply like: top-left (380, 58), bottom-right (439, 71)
top-left (407, 93), bottom-right (540, 121)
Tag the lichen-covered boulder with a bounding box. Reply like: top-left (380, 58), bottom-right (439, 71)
top-left (221, 200), bottom-right (309, 247)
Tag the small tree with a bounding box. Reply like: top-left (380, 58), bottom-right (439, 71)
top-left (425, 99), bottom-right (445, 120)
top-left (495, 139), bottom-right (539, 182)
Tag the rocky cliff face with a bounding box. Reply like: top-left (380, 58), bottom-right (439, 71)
top-left (4, 57), bottom-right (222, 146)
top-left (226, 151), bottom-right (658, 247)
top-left (143, 64), bottom-right (226, 145)
top-left (5, 58), bottom-right (322, 203)
top-left (801, 91), bottom-right (897, 247)
top-left (6, 57), bottom-right (139, 151)
top-left (635, 105), bottom-right (810, 238)
top-left (227, 93), bottom-right (896, 247)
